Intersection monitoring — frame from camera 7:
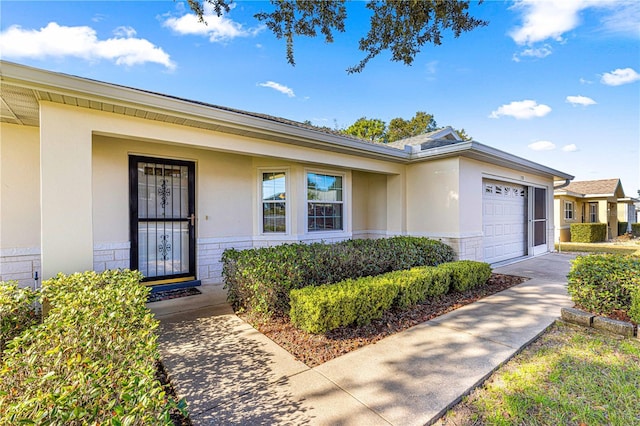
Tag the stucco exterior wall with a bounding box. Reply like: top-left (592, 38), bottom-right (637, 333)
top-left (0, 123), bottom-right (41, 287)
top-left (352, 171), bottom-right (388, 237)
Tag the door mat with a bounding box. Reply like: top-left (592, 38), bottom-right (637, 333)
top-left (147, 287), bottom-right (202, 303)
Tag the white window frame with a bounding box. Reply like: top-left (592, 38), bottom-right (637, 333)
top-left (258, 168), bottom-right (289, 235)
top-left (305, 169), bottom-right (346, 233)
top-left (564, 201), bottom-right (574, 220)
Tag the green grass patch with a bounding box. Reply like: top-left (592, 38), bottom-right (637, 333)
top-left (438, 321), bottom-right (640, 426)
top-left (555, 242), bottom-right (640, 256)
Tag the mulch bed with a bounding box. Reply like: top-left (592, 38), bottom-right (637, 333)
top-left (243, 273), bottom-right (529, 367)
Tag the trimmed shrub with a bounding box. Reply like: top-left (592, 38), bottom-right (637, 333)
top-left (393, 266), bottom-right (451, 309)
top-left (439, 260), bottom-right (492, 292)
top-left (630, 287), bottom-right (640, 324)
top-left (223, 236), bottom-right (455, 316)
top-left (618, 221), bottom-right (629, 236)
top-left (0, 281), bottom-right (39, 358)
top-left (0, 270), bottom-right (179, 425)
top-left (289, 261), bottom-right (491, 333)
top-left (570, 223), bottom-right (606, 243)
top-left (567, 254), bottom-right (640, 316)
top-left (289, 275), bottom-right (399, 334)
top-left (633, 223), bottom-right (640, 237)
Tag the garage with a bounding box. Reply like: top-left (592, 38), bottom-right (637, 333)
top-left (483, 180), bottom-right (527, 264)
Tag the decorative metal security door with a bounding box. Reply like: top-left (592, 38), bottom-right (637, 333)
top-left (129, 156), bottom-right (195, 283)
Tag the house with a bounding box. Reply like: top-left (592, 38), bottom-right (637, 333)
top-left (0, 61), bottom-right (573, 289)
top-left (553, 178), bottom-right (629, 241)
top-left (617, 196), bottom-right (640, 232)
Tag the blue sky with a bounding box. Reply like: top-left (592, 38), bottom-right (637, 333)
top-left (2, 1), bottom-right (639, 194)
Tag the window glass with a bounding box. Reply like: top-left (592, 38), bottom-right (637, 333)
top-left (262, 172), bottom-right (286, 233)
top-left (307, 172), bottom-right (343, 231)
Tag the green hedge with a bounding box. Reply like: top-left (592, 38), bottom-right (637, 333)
top-left (633, 223), bottom-right (640, 237)
top-left (289, 275), bottom-right (400, 334)
top-left (618, 221), bottom-right (629, 236)
top-left (0, 281), bottom-right (39, 358)
top-left (0, 270), bottom-right (181, 424)
top-left (570, 223), bottom-right (607, 243)
top-left (438, 260), bottom-right (492, 292)
top-left (567, 254), bottom-right (640, 317)
top-left (290, 260), bottom-right (491, 333)
top-left (222, 237), bottom-right (456, 316)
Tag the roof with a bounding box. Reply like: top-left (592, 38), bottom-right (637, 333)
top-left (0, 60), bottom-right (573, 181)
top-left (556, 179), bottom-right (625, 198)
top-left (385, 127), bottom-right (462, 150)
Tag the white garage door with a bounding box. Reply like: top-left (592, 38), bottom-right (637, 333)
top-left (483, 180), bottom-right (527, 264)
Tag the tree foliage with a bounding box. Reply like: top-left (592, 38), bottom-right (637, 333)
top-left (344, 117), bottom-right (386, 142)
top-left (187, 0), bottom-right (487, 72)
top-left (386, 111), bottom-right (438, 142)
top-left (340, 111), bottom-right (472, 143)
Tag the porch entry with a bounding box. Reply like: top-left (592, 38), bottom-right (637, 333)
top-left (129, 156), bottom-right (196, 284)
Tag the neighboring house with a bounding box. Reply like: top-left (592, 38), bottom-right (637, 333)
top-left (0, 61), bottom-right (573, 289)
top-left (617, 196), bottom-right (640, 232)
top-left (553, 178), bottom-right (628, 242)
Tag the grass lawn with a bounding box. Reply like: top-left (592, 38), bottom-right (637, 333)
top-left (555, 240), bottom-right (640, 256)
top-left (437, 321), bottom-right (640, 426)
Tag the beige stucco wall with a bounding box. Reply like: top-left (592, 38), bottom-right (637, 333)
top-left (352, 171), bottom-right (388, 234)
top-left (0, 123), bottom-right (41, 250)
top-left (406, 157), bottom-right (461, 236)
top-left (93, 135), bottom-right (254, 244)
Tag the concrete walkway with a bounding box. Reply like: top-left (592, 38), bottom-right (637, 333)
top-left (150, 253), bottom-right (575, 425)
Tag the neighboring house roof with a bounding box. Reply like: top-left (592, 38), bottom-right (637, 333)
top-left (385, 127), bottom-right (462, 150)
top-left (555, 178), bottom-right (625, 198)
top-left (0, 60), bottom-right (573, 181)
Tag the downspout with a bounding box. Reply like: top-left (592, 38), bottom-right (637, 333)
top-left (553, 178), bottom-right (571, 190)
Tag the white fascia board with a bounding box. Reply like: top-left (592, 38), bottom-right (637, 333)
top-left (1, 61), bottom-right (408, 162)
top-left (554, 190), bottom-right (585, 198)
top-left (411, 140), bottom-right (574, 181)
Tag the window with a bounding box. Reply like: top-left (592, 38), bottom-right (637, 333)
top-left (261, 171), bottom-right (287, 233)
top-left (564, 201), bottom-right (574, 220)
top-left (589, 203), bottom-right (598, 223)
top-left (307, 172), bottom-right (343, 231)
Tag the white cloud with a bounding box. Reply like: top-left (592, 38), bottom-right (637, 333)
top-left (528, 140), bottom-right (556, 151)
top-left (566, 95), bottom-right (596, 106)
top-left (601, 67), bottom-right (640, 86)
top-left (113, 26), bottom-right (137, 38)
top-left (509, 0), bottom-right (586, 45)
top-left (425, 60), bottom-right (438, 79)
top-left (0, 22), bottom-right (175, 69)
top-left (562, 144), bottom-right (578, 152)
top-left (163, 2), bottom-right (263, 42)
top-left (513, 44), bottom-right (553, 62)
top-left (579, 77), bottom-right (593, 84)
top-left (259, 81), bottom-right (295, 97)
top-left (489, 100), bottom-right (552, 119)
top-left (509, 0), bottom-right (638, 55)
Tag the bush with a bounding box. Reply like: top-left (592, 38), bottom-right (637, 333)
top-left (633, 223), bottom-right (640, 237)
top-left (439, 260), bottom-right (492, 292)
top-left (289, 260), bottom-right (491, 333)
top-left (0, 281), bottom-right (39, 358)
top-left (618, 221), bottom-right (628, 236)
top-left (0, 270), bottom-right (180, 425)
top-left (393, 266), bottom-right (451, 309)
top-left (567, 254), bottom-right (640, 316)
top-left (222, 237), bottom-right (455, 316)
top-left (630, 287), bottom-right (640, 324)
top-left (570, 223), bottom-right (606, 243)
top-left (289, 275), bottom-right (399, 334)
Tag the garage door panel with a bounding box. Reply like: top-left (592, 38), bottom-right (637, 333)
top-left (483, 180), bottom-right (526, 264)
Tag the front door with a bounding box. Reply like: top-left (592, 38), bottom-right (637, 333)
top-left (129, 156), bottom-right (196, 283)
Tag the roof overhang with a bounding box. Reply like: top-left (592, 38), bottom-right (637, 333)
top-left (1, 61), bottom-right (407, 163)
top-left (411, 140), bottom-right (574, 181)
top-left (1, 60), bottom-right (574, 181)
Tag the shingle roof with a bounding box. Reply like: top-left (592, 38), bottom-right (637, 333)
top-left (385, 127), bottom-right (462, 149)
top-left (561, 179), bottom-right (624, 196)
